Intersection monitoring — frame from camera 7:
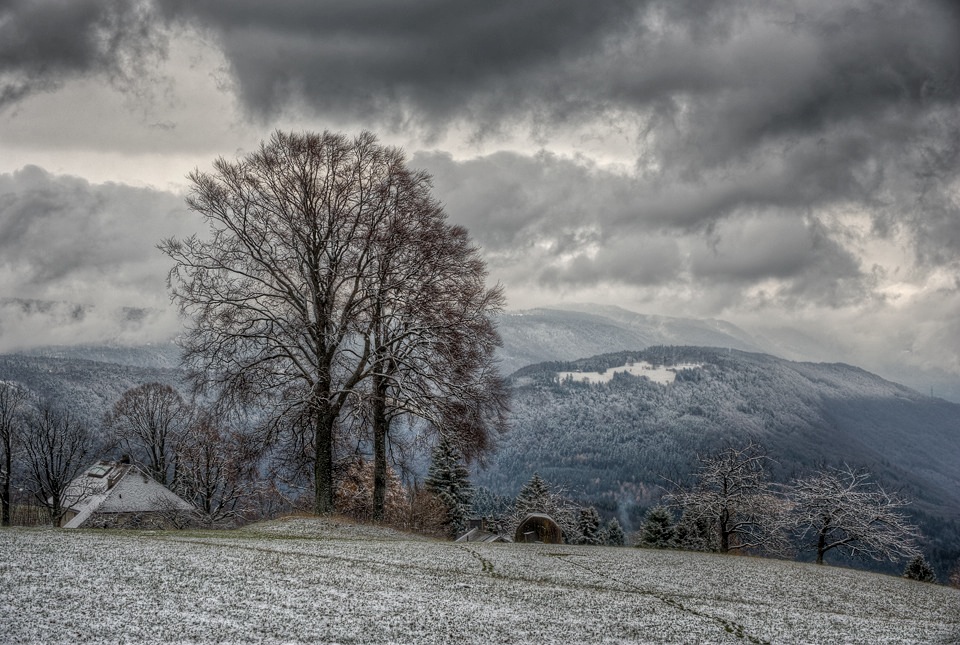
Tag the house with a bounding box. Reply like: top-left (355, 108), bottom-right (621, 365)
top-left (61, 459), bottom-right (195, 529)
top-left (514, 513), bottom-right (563, 544)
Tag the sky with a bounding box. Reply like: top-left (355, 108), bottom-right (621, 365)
top-left (1, 0), bottom-right (959, 391)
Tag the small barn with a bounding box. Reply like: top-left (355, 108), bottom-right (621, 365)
top-left (61, 460), bottom-right (195, 529)
top-left (514, 512), bottom-right (564, 544)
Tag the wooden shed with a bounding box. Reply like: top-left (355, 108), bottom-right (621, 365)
top-left (514, 512), bottom-right (563, 544)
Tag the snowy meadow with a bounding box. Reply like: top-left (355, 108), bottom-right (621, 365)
top-left (2, 518), bottom-right (958, 644)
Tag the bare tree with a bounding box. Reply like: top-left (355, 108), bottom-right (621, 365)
top-left (105, 382), bottom-right (190, 487)
top-left (667, 443), bottom-right (789, 555)
top-left (175, 411), bottom-right (259, 525)
top-left (22, 403), bottom-right (93, 525)
top-left (0, 381), bottom-right (29, 526)
top-left (161, 130), bottom-right (504, 516)
top-left (789, 465), bottom-right (921, 565)
top-left (365, 209), bottom-right (507, 521)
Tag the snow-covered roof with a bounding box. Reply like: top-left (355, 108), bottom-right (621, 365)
top-left (455, 527), bottom-right (512, 543)
top-left (62, 461), bottom-right (194, 529)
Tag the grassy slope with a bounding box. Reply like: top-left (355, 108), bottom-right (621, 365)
top-left (3, 519), bottom-right (959, 645)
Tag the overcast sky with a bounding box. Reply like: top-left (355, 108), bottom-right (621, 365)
top-left (1, 0), bottom-right (959, 386)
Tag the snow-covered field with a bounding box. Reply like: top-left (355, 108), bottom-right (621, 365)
top-left (3, 519), bottom-right (958, 644)
top-left (558, 361), bottom-right (701, 386)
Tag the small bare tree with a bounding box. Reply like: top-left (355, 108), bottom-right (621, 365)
top-left (789, 465), bottom-right (921, 565)
top-left (667, 443), bottom-right (789, 555)
top-left (105, 382), bottom-right (190, 487)
top-left (0, 381), bottom-right (29, 526)
top-left (22, 403), bottom-right (93, 525)
top-left (175, 411), bottom-right (260, 525)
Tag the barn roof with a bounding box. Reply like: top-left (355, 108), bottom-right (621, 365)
top-left (62, 461), bottom-right (194, 529)
top-left (514, 512), bottom-right (564, 544)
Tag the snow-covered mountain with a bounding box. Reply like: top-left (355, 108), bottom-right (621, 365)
top-left (495, 306), bottom-right (766, 377)
top-left (496, 305), bottom-right (960, 403)
top-left (477, 346), bottom-right (960, 574)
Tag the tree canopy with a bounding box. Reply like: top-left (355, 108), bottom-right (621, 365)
top-left (161, 130), bottom-right (505, 514)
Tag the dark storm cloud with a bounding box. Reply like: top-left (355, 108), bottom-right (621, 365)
top-left (3, 0), bottom-right (958, 314)
top-left (147, 0), bottom-right (960, 268)
top-left (155, 0), bottom-right (639, 129)
top-left (0, 0), bottom-right (166, 107)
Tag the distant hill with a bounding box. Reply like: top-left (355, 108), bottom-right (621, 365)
top-left (495, 305), bottom-right (960, 403)
top-left (475, 346), bottom-right (960, 572)
top-left (0, 353), bottom-right (183, 435)
top-left (495, 306), bottom-right (767, 377)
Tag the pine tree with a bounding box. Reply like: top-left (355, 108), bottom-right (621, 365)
top-left (514, 472), bottom-right (550, 516)
top-left (637, 506), bottom-right (677, 549)
top-left (509, 472), bottom-right (579, 540)
top-left (605, 517), bottom-right (625, 546)
top-left (674, 511), bottom-right (718, 552)
top-left (902, 554), bottom-right (937, 583)
top-left (425, 436), bottom-right (473, 538)
top-left (577, 506), bottom-right (603, 545)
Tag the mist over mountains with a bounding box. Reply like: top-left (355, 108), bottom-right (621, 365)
top-left (5, 297), bottom-right (960, 403)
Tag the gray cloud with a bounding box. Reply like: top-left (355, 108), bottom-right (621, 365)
top-left (0, 0), bottom-right (167, 108)
top-left (144, 0), bottom-right (960, 267)
top-left (2, 0), bottom-right (959, 379)
top-left (415, 150), bottom-right (876, 311)
top-left (0, 165), bottom-right (193, 303)
top-left (155, 0), bottom-right (639, 131)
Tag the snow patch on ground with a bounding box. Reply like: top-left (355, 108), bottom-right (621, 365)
top-left (558, 361), bottom-right (701, 385)
top-left (2, 523), bottom-right (958, 644)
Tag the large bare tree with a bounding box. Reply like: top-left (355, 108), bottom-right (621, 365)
top-left (365, 202), bottom-right (506, 521)
top-left (161, 130), bottom-right (503, 515)
top-left (105, 382), bottom-right (190, 487)
top-left (0, 381), bottom-right (29, 526)
top-left (789, 465), bottom-right (921, 565)
top-left (668, 443), bottom-right (789, 555)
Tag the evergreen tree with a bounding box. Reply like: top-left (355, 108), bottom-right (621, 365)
top-left (472, 486), bottom-right (512, 521)
top-left (637, 506), bottom-right (677, 549)
top-left (903, 554), bottom-right (937, 583)
top-left (674, 511), bottom-right (719, 552)
top-left (605, 517), bottom-right (625, 546)
top-left (510, 472), bottom-right (579, 539)
top-left (577, 506), bottom-right (603, 545)
top-left (514, 472), bottom-right (550, 515)
top-left (425, 436), bottom-right (473, 538)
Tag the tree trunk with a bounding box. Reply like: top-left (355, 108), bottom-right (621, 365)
top-left (1, 437), bottom-right (11, 526)
top-left (371, 372), bottom-right (388, 523)
top-left (313, 404), bottom-right (336, 516)
top-left (816, 529), bottom-right (827, 565)
top-left (719, 510), bottom-right (730, 553)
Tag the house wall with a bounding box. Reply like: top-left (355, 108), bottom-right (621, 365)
top-left (83, 510), bottom-right (195, 530)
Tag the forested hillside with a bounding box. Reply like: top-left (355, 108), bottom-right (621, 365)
top-left (4, 343), bottom-right (959, 573)
top-left (475, 347), bottom-right (960, 568)
top-left (0, 353), bottom-right (183, 435)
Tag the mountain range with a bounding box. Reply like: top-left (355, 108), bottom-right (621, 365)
top-left (2, 302), bottom-right (958, 573)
